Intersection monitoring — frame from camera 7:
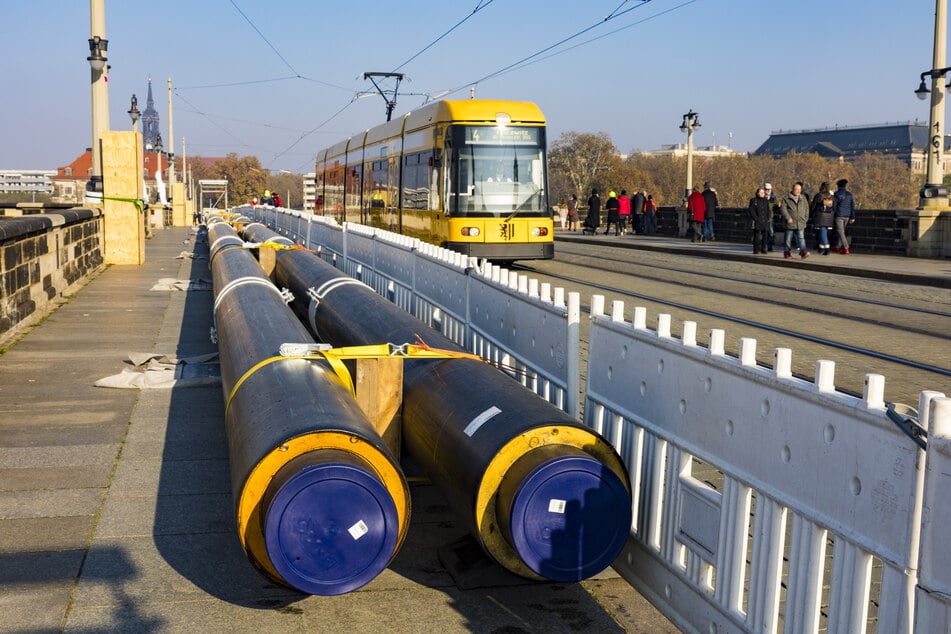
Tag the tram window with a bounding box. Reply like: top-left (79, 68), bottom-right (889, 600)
top-left (402, 150), bottom-right (433, 210)
top-left (445, 124), bottom-right (547, 217)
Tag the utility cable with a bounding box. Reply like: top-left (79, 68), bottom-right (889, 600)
top-left (229, 0), bottom-right (302, 78)
top-left (435, 0), bottom-right (661, 98)
top-left (494, 0), bottom-right (698, 80)
top-left (391, 0), bottom-right (497, 73)
top-left (272, 97), bottom-right (364, 162)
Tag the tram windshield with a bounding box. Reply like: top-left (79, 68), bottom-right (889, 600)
top-left (445, 124), bottom-right (548, 217)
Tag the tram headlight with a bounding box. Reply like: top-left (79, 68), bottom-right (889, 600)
top-left (532, 227), bottom-right (549, 237)
top-left (462, 227), bottom-right (481, 237)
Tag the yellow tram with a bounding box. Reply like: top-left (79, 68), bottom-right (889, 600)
top-left (315, 100), bottom-right (553, 261)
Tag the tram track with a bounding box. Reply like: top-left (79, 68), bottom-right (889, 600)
top-left (508, 246), bottom-right (951, 404)
top-left (547, 244), bottom-right (951, 323)
top-left (515, 265), bottom-right (951, 379)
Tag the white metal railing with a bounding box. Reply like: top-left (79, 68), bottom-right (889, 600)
top-left (236, 204), bottom-right (950, 633)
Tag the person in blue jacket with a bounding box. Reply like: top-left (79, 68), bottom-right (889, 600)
top-left (833, 178), bottom-right (855, 254)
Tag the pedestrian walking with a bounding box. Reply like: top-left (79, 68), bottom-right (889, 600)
top-left (781, 181), bottom-right (811, 259)
top-left (687, 185), bottom-right (706, 242)
top-left (701, 182), bottom-right (718, 241)
top-left (809, 181), bottom-right (835, 255)
top-left (748, 187), bottom-right (772, 254)
top-left (567, 194), bottom-right (579, 231)
top-left (833, 178), bottom-right (856, 254)
top-left (644, 194), bottom-right (658, 234)
top-left (631, 190), bottom-right (646, 234)
top-left (604, 191), bottom-right (621, 235)
top-left (764, 183), bottom-right (777, 251)
top-left (617, 190), bottom-right (631, 235)
top-left (583, 189), bottom-right (601, 234)
top-left (557, 199), bottom-right (568, 230)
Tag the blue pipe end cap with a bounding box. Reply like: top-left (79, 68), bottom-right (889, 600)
top-left (263, 463), bottom-right (399, 595)
top-left (508, 455), bottom-right (631, 582)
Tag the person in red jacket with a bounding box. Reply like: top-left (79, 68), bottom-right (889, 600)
top-left (617, 189), bottom-right (631, 235)
top-left (687, 185), bottom-right (706, 242)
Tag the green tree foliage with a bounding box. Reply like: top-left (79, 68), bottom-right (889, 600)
top-left (267, 171), bottom-right (303, 209)
top-left (186, 156), bottom-right (303, 208)
top-left (213, 154), bottom-right (268, 204)
top-left (549, 132), bottom-right (920, 209)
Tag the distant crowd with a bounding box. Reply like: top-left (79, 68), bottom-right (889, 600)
top-left (558, 178), bottom-right (857, 258)
top-left (554, 190), bottom-right (659, 236)
top-left (250, 189), bottom-right (282, 207)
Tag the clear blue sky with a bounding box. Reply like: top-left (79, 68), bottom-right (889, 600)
top-left (1, 1), bottom-right (946, 172)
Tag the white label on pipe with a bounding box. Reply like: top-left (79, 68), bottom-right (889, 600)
top-left (548, 499), bottom-right (567, 514)
top-left (463, 406), bottom-right (502, 437)
top-left (348, 520), bottom-right (369, 540)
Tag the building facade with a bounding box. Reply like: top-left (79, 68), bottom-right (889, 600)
top-left (0, 170), bottom-right (56, 195)
top-left (642, 144), bottom-right (745, 159)
top-left (754, 122), bottom-right (951, 174)
top-left (303, 172), bottom-right (316, 211)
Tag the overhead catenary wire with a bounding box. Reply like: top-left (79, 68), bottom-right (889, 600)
top-left (436, 0), bottom-right (660, 98)
top-left (487, 0), bottom-right (700, 81)
top-left (172, 0), bottom-right (698, 170)
top-left (390, 0), bottom-right (497, 73)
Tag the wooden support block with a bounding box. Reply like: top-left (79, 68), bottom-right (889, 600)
top-left (101, 130), bottom-right (145, 264)
top-left (354, 357), bottom-right (403, 458)
top-left (258, 246), bottom-right (276, 279)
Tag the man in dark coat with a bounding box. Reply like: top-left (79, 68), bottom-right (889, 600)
top-left (833, 178), bottom-right (856, 253)
top-left (701, 182), bottom-right (719, 241)
top-left (630, 190), bottom-right (646, 234)
top-left (583, 188), bottom-right (601, 234)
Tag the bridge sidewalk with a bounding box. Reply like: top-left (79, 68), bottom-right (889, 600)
top-left (556, 230), bottom-right (951, 288)
top-left (0, 226), bottom-right (675, 633)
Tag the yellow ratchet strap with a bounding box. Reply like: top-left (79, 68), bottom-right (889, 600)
top-left (224, 340), bottom-right (483, 420)
top-left (211, 241), bottom-right (312, 265)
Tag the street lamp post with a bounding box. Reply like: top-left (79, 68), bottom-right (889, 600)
top-left (167, 78), bottom-right (176, 216)
top-left (127, 94), bottom-right (140, 131)
top-left (86, 0), bottom-right (110, 202)
top-left (679, 109), bottom-right (701, 237)
top-left (915, 0), bottom-right (950, 209)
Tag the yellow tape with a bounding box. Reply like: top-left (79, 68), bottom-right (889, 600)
top-left (224, 342), bottom-right (483, 421)
top-left (211, 240), bottom-right (312, 266)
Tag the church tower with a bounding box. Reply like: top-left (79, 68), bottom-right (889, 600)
top-left (141, 77), bottom-right (161, 150)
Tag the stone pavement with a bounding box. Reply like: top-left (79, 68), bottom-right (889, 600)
top-left (556, 231), bottom-right (951, 288)
top-left (0, 226), bottom-right (676, 633)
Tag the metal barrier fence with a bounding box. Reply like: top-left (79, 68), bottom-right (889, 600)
top-left (237, 205), bottom-right (950, 633)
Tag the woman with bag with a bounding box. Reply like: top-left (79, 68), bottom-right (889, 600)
top-left (567, 194), bottom-right (579, 231)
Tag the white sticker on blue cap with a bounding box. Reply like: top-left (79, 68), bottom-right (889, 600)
top-left (349, 520), bottom-right (369, 540)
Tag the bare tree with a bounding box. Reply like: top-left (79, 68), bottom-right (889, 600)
top-left (549, 132), bottom-right (620, 204)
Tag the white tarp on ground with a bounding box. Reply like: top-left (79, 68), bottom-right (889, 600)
top-left (176, 251), bottom-right (208, 260)
top-left (149, 277), bottom-right (213, 291)
top-left (95, 352), bottom-right (220, 389)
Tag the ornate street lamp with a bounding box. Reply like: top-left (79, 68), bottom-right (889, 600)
top-left (916, 0), bottom-right (950, 209)
top-left (127, 94), bottom-right (140, 131)
top-left (678, 110), bottom-right (701, 237)
top-left (915, 67), bottom-right (951, 205)
top-left (86, 32), bottom-right (109, 201)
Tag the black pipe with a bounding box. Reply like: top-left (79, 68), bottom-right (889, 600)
top-left (208, 222), bottom-right (409, 595)
top-left (246, 223), bottom-right (632, 582)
